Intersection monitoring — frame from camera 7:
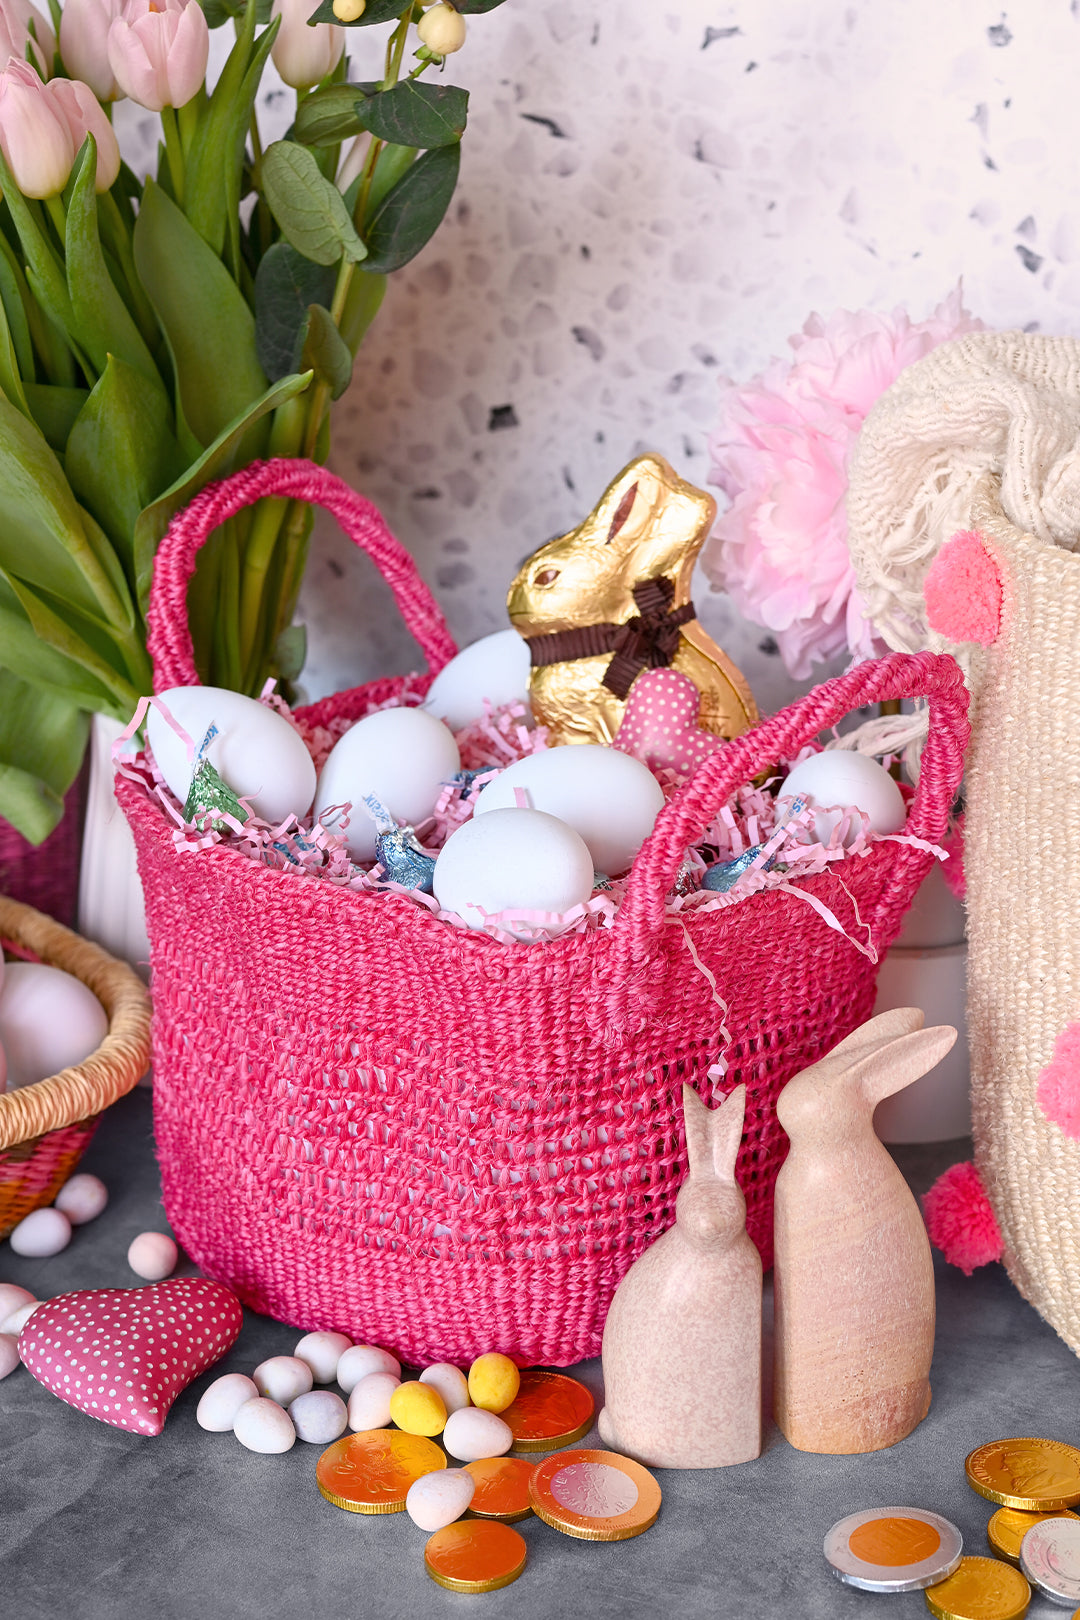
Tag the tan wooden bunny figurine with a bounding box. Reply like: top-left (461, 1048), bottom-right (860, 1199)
top-left (597, 1082), bottom-right (762, 1469)
top-left (773, 1007), bottom-right (957, 1456)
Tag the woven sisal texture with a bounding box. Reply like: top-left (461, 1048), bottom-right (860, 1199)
top-left (124, 458), bottom-right (967, 1366)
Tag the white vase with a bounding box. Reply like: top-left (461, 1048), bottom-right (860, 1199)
top-left (77, 712), bottom-right (150, 979)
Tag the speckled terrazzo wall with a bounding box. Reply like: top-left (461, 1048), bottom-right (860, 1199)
top-left (118, 0), bottom-right (1080, 717)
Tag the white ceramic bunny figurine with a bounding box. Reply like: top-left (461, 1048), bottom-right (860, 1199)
top-left (773, 1006), bottom-right (957, 1455)
top-left (597, 1082), bottom-right (762, 1468)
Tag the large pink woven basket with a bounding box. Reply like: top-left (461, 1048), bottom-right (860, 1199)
top-left (120, 459), bottom-right (969, 1367)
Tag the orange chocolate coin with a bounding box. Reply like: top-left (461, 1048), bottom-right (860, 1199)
top-left (316, 1430), bottom-right (446, 1514)
top-left (529, 1448), bottom-right (661, 1541)
top-left (464, 1456), bottom-right (535, 1521)
top-left (424, 1519), bottom-right (527, 1593)
top-left (501, 1370), bottom-right (595, 1452)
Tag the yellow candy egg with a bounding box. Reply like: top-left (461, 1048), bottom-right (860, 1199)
top-left (467, 1353), bottom-right (520, 1415)
top-left (389, 1380), bottom-right (448, 1437)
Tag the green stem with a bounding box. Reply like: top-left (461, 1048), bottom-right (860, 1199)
top-left (43, 193), bottom-right (66, 248)
top-left (160, 106), bottom-right (185, 205)
top-left (236, 394), bottom-right (307, 681)
top-left (177, 95), bottom-right (199, 155)
top-left (99, 190), bottom-right (159, 353)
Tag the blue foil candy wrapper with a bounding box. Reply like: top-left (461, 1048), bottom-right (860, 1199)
top-left (702, 844), bottom-right (773, 893)
top-left (448, 768), bottom-right (490, 800)
top-left (375, 826), bottom-right (436, 893)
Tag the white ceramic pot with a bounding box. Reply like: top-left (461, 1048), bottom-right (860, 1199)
top-left (77, 713), bottom-right (150, 980)
top-left (872, 938), bottom-right (970, 1143)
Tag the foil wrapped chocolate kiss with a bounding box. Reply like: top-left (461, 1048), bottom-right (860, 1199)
top-left (507, 453), bottom-right (757, 748)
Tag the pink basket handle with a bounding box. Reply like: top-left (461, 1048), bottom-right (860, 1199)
top-left (146, 458), bottom-right (458, 692)
top-left (615, 650), bottom-right (969, 954)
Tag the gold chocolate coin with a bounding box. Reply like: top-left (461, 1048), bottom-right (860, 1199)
top-left (966, 1438), bottom-right (1080, 1510)
top-left (924, 1556), bottom-right (1031, 1620)
top-left (316, 1430), bottom-right (446, 1514)
top-left (988, 1506), bottom-right (1080, 1566)
top-left (502, 1369), bottom-right (595, 1453)
top-left (464, 1456), bottom-right (535, 1521)
top-left (528, 1448), bottom-right (660, 1542)
top-left (424, 1520), bottom-right (527, 1593)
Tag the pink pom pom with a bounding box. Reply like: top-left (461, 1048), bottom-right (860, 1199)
top-left (924, 530), bottom-right (1002, 646)
top-left (922, 1161), bottom-right (1003, 1275)
top-left (1037, 1020), bottom-right (1080, 1138)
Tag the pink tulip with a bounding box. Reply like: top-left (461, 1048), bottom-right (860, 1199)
top-left (0, 0), bottom-right (56, 79)
top-left (270, 0), bottom-right (342, 91)
top-left (60, 0), bottom-right (126, 100)
top-left (0, 57), bottom-right (74, 197)
top-left (47, 77), bottom-right (121, 190)
top-left (107, 0), bottom-right (207, 112)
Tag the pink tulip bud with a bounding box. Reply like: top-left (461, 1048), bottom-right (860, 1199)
top-left (270, 0), bottom-right (343, 91)
top-left (107, 0), bottom-right (208, 112)
top-left (0, 0), bottom-right (56, 79)
top-left (0, 57), bottom-right (74, 197)
top-left (60, 0), bottom-right (126, 101)
top-left (47, 77), bottom-right (121, 190)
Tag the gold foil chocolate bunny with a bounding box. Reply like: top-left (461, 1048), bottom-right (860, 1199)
top-left (507, 454), bottom-right (757, 747)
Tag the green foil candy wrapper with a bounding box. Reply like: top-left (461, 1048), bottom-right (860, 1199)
top-left (182, 755), bottom-right (249, 831)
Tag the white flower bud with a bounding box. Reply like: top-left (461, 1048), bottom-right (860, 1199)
top-left (417, 2), bottom-right (465, 56)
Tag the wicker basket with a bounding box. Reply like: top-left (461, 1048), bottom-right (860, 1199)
top-left (0, 895), bottom-right (152, 1237)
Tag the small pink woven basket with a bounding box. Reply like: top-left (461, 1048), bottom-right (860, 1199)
top-left (119, 459), bottom-right (969, 1367)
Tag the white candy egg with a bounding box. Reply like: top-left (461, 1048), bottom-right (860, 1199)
top-left (293, 1330), bottom-right (352, 1384)
top-left (0, 1300), bottom-right (40, 1336)
top-left (9, 1207), bottom-right (71, 1257)
top-left (781, 751), bottom-right (907, 847)
top-left (147, 685), bottom-right (317, 826)
top-left (289, 1389), bottom-right (349, 1444)
top-left (336, 1344), bottom-right (401, 1393)
top-left (441, 1407), bottom-right (513, 1462)
top-left (253, 1355), bottom-right (313, 1406)
top-left (434, 808), bottom-right (594, 935)
top-left (128, 1232), bottom-right (178, 1280)
top-left (421, 630), bottom-right (532, 731)
top-left (0, 1283), bottom-right (35, 1323)
top-left (54, 1173), bottom-right (108, 1226)
top-left (473, 745), bottom-right (665, 877)
top-left (315, 707), bottom-right (460, 862)
top-left (197, 1373), bottom-right (260, 1432)
top-left (233, 1397), bottom-right (296, 1454)
top-left (347, 1371), bottom-right (400, 1431)
top-left (405, 1467), bottom-right (476, 1531)
top-left (419, 1362), bottom-right (471, 1416)
top-left (0, 1331), bottom-right (19, 1380)
top-left (0, 963), bottom-right (107, 1090)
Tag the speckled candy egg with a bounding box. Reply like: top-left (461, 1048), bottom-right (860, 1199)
top-left (54, 1174), bottom-right (108, 1226)
top-left (233, 1397), bottom-right (296, 1453)
top-left (197, 1373), bottom-right (260, 1432)
top-left (127, 1232), bottom-right (178, 1281)
top-left (405, 1467), bottom-right (476, 1531)
top-left (337, 1344), bottom-right (401, 1393)
top-left (314, 707), bottom-right (461, 862)
top-left (253, 1355), bottom-right (313, 1406)
top-left (10, 1207), bottom-right (71, 1257)
top-left (293, 1330), bottom-right (352, 1384)
top-left (289, 1389), bottom-right (348, 1444)
top-left (348, 1371), bottom-right (400, 1431)
top-left (419, 1362), bottom-right (471, 1416)
top-left (442, 1407), bottom-right (513, 1462)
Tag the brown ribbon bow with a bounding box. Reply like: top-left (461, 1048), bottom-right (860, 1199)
top-left (525, 577), bottom-right (695, 701)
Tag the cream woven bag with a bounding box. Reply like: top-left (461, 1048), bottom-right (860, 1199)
top-left (846, 331), bottom-right (1080, 1354)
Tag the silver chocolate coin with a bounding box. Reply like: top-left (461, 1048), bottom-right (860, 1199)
top-left (824, 1507), bottom-right (964, 1593)
top-left (1020, 1514), bottom-right (1080, 1606)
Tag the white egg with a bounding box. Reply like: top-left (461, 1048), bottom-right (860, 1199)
top-left (433, 808), bottom-right (594, 935)
top-left (289, 1389), bottom-right (349, 1444)
top-left (147, 685), bottom-right (317, 826)
top-left (419, 1362), bottom-right (471, 1416)
top-left (293, 1330), bottom-right (352, 1384)
top-left (197, 1373), bottom-right (260, 1432)
top-left (473, 745), bottom-right (665, 877)
top-left (441, 1407), bottom-right (513, 1462)
top-left (54, 1173), bottom-right (108, 1226)
top-left (315, 707), bottom-right (461, 862)
top-left (253, 1355), bottom-right (313, 1406)
top-left (128, 1232), bottom-right (178, 1280)
top-left (9, 1207), bottom-right (71, 1257)
top-left (0, 1332), bottom-right (19, 1380)
top-left (0, 963), bottom-right (108, 1090)
top-left (336, 1343), bottom-right (402, 1393)
top-left (347, 1371), bottom-right (400, 1431)
top-left (233, 1397), bottom-right (296, 1453)
top-left (405, 1467), bottom-right (476, 1531)
top-left (781, 751), bottom-right (907, 847)
top-left (421, 630), bottom-right (532, 731)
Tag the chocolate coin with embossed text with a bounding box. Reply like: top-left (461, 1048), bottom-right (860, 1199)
top-left (502, 1369), bottom-right (595, 1452)
top-left (824, 1507), bottom-right (963, 1592)
top-left (966, 1438), bottom-right (1080, 1510)
top-left (988, 1507), bottom-right (1080, 1567)
top-left (528, 1448), bottom-right (661, 1541)
top-left (1020, 1514), bottom-right (1080, 1606)
top-left (924, 1556), bottom-right (1031, 1620)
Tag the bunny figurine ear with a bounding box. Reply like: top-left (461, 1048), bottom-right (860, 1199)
top-left (682, 1082), bottom-right (746, 1182)
top-left (858, 1025), bottom-right (958, 1109)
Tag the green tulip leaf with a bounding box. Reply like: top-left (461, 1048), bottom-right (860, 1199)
top-left (134, 180), bottom-right (270, 449)
top-left (272, 622), bottom-right (306, 684)
top-left (0, 673), bottom-right (90, 843)
top-left (198, 0), bottom-right (271, 25)
top-left (0, 566), bottom-right (140, 710)
top-left (360, 81), bottom-right (468, 149)
top-left (339, 267), bottom-right (385, 356)
top-left (254, 242), bottom-right (336, 381)
top-left (260, 141), bottom-right (368, 267)
top-left (24, 383), bottom-right (90, 452)
top-left (0, 574), bottom-right (118, 710)
top-left (66, 138), bottom-right (159, 385)
top-left (361, 142), bottom-right (460, 274)
top-left (0, 283), bottom-right (30, 418)
top-left (297, 303), bottom-right (352, 400)
top-left (0, 241), bottom-right (34, 384)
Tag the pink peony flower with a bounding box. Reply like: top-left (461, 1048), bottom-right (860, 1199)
top-left (703, 288), bottom-right (984, 680)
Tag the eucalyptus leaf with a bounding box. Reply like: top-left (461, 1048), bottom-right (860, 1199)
top-left (305, 0), bottom-right (401, 25)
top-left (361, 142), bottom-right (460, 274)
top-left (361, 81), bottom-right (467, 148)
top-left (293, 83), bottom-right (367, 148)
top-left (24, 383), bottom-right (88, 451)
top-left (66, 138), bottom-right (160, 384)
top-left (298, 304), bottom-right (352, 400)
top-left (455, 0), bottom-right (509, 10)
top-left (260, 142), bottom-right (367, 267)
top-left (254, 242), bottom-right (335, 381)
top-left (0, 673), bottom-right (90, 843)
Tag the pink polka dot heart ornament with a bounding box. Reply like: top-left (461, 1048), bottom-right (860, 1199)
top-left (613, 668), bottom-right (721, 777)
top-left (18, 1278), bottom-right (242, 1436)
